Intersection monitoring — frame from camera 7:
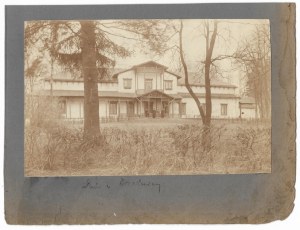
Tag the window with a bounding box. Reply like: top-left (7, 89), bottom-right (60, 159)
top-left (59, 99), bottom-right (67, 114)
top-left (164, 80), bottom-right (173, 90)
top-left (109, 101), bottom-right (118, 115)
top-left (181, 103), bottom-right (186, 115)
top-left (145, 79), bottom-right (153, 90)
top-left (123, 78), bottom-right (132, 89)
top-left (221, 104), bottom-right (228, 116)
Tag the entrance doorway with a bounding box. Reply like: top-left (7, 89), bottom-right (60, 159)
top-left (127, 102), bottom-right (134, 117)
top-left (162, 101), bottom-right (169, 117)
top-left (144, 101), bottom-right (154, 117)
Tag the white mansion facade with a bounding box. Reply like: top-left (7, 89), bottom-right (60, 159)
top-left (40, 61), bottom-right (256, 122)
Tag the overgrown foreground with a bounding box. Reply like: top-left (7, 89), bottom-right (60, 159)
top-left (25, 121), bottom-right (271, 176)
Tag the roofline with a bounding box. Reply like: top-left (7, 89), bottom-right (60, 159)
top-left (137, 89), bottom-right (175, 99)
top-left (178, 83), bottom-right (237, 88)
top-left (112, 60), bottom-right (169, 78)
top-left (179, 93), bottom-right (240, 99)
top-left (132, 60), bottom-right (168, 69)
top-left (112, 68), bottom-right (133, 77)
top-left (44, 78), bottom-right (118, 83)
top-left (165, 70), bottom-right (182, 79)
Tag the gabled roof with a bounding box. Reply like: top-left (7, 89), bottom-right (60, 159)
top-left (112, 60), bottom-right (181, 79)
top-left (137, 89), bottom-right (182, 99)
top-left (132, 60), bottom-right (168, 69)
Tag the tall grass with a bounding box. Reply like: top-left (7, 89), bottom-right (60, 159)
top-left (25, 120), bottom-right (271, 176)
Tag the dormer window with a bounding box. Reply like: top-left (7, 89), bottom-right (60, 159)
top-left (145, 79), bottom-right (153, 90)
top-left (164, 80), bottom-right (173, 90)
top-left (123, 78), bottom-right (132, 89)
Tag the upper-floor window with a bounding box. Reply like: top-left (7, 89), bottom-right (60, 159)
top-left (164, 80), bottom-right (173, 90)
top-left (123, 78), bottom-right (132, 89)
top-left (145, 79), bottom-right (153, 90)
top-left (221, 104), bottom-right (228, 116)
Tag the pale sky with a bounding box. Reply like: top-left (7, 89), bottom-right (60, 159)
top-left (26, 19), bottom-right (270, 93)
top-left (110, 19), bottom-right (270, 89)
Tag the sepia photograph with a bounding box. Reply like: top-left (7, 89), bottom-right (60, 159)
top-left (24, 19), bottom-right (271, 177)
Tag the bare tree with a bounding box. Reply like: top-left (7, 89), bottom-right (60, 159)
top-left (179, 20), bottom-right (219, 150)
top-left (234, 24), bottom-right (271, 119)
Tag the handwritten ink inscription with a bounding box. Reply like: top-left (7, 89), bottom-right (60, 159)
top-left (119, 178), bottom-right (161, 193)
top-left (82, 178), bottom-right (161, 193)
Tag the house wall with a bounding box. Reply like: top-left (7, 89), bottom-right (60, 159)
top-left (99, 101), bottom-right (108, 118)
top-left (130, 67), bottom-right (165, 91)
top-left (172, 102), bottom-right (180, 115)
top-left (241, 107), bottom-right (256, 119)
top-left (136, 72), bottom-right (162, 91)
top-left (118, 70), bottom-right (136, 93)
top-left (66, 98), bottom-right (84, 119)
top-left (43, 62), bottom-right (255, 121)
top-left (162, 72), bottom-right (178, 94)
top-left (181, 97), bottom-right (240, 119)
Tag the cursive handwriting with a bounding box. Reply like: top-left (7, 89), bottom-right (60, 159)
top-left (81, 178), bottom-right (161, 193)
top-left (119, 178), bottom-right (161, 193)
top-left (82, 179), bottom-right (111, 189)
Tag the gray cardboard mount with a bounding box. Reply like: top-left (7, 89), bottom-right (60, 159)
top-left (4, 3), bottom-right (296, 224)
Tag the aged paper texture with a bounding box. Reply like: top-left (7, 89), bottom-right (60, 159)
top-left (4, 3), bottom-right (295, 224)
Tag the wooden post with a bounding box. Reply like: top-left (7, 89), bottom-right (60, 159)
top-left (160, 97), bottom-right (162, 118)
top-left (148, 97), bottom-right (150, 116)
top-left (105, 100), bottom-right (108, 122)
top-left (172, 101), bottom-right (174, 118)
top-left (179, 101), bottom-right (181, 118)
top-left (118, 99), bottom-right (120, 121)
top-left (126, 100), bottom-right (128, 120)
top-left (108, 100), bottom-right (110, 122)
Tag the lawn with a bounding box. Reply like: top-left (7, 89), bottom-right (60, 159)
top-left (25, 118), bottom-right (271, 176)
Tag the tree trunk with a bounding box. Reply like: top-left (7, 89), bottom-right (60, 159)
top-left (80, 21), bottom-right (100, 139)
top-left (201, 20), bottom-right (218, 151)
top-left (179, 20), bottom-right (206, 124)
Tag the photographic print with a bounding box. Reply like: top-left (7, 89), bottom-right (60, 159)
top-left (24, 19), bottom-right (271, 176)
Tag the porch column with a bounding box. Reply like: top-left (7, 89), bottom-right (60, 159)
top-left (179, 101), bottom-right (182, 117)
top-left (160, 97), bottom-right (162, 118)
top-left (172, 101), bottom-right (174, 118)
